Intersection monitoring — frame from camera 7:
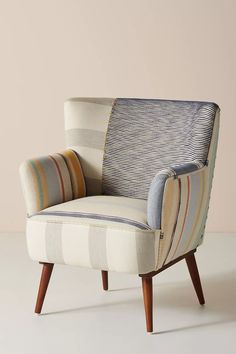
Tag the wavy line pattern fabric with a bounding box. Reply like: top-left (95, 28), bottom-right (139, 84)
top-left (102, 98), bottom-right (218, 199)
top-left (20, 149), bottom-right (86, 215)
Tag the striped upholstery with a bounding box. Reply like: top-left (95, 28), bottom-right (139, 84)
top-left (64, 98), bottom-right (115, 195)
top-left (156, 109), bottom-right (220, 268)
top-left (27, 196), bottom-right (160, 274)
top-left (20, 149), bottom-right (86, 216)
top-left (147, 160), bottom-right (204, 230)
top-left (157, 166), bottom-right (208, 268)
top-left (102, 98), bottom-right (218, 199)
top-left (20, 97), bottom-right (220, 275)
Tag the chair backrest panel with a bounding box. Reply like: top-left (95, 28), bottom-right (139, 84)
top-left (64, 98), bottom-right (115, 195)
top-left (64, 98), bottom-right (218, 199)
top-left (102, 98), bottom-right (218, 199)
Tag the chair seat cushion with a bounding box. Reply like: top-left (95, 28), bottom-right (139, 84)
top-left (27, 196), bottom-right (161, 274)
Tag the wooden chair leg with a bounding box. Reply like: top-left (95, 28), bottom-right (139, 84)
top-left (35, 263), bottom-right (54, 314)
top-left (185, 253), bottom-right (205, 305)
top-left (141, 277), bottom-right (153, 332)
top-left (101, 270), bottom-right (108, 290)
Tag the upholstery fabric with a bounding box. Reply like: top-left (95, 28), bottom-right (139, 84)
top-left (156, 109), bottom-right (220, 268)
top-left (64, 98), bottom-right (115, 196)
top-left (27, 196), bottom-right (160, 274)
top-left (157, 166), bottom-right (208, 268)
top-left (147, 161), bottom-right (204, 229)
top-left (20, 149), bottom-right (86, 216)
top-left (102, 98), bottom-right (218, 199)
top-left (20, 97), bottom-right (220, 275)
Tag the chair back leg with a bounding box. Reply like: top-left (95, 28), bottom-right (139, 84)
top-left (101, 270), bottom-right (108, 291)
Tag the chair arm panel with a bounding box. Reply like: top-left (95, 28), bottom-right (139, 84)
top-left (157, 165), bottom-right (210, 268)
top-left (20, 149), bottom-right (86, 216)
top-left (147, 161), bottom-right (204, 230)
top-left (148, 161), bottom-right (211, 269)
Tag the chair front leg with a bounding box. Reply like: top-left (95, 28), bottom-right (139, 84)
top-left (141, 276), bottom-right (153, 332)
top-left (185, 253), bottom-right (205, 305)
top-left (35, 263), bottom-right (54, 314)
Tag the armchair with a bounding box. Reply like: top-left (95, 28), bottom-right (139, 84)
top-left (20, 98), bottom-right (220, 332)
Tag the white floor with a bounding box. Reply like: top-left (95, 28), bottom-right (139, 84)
top-left (0, 233), bottom-right (236, 354)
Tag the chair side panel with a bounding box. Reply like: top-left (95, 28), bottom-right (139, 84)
top-left (156, 109), bottom-right (220, 269)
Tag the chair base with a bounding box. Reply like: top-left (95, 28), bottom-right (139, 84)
top-left (34, 249), bottom-right (205, 333)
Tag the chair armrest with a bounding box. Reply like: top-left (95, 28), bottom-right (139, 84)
top-left (147, 160), bottom-right (212, 269)
top-left (20, 149), bottom-right (86, 216)
top-left (147, 161), bottom-right (204, 229)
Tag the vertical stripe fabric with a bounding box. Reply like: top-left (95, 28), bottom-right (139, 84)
top-left (21, 97), bottom-right (220, 275)
top-left (60, 149), bottom-right (86, 199)
top-left (157, 108), bottom-right (220, 268)
top-left (64, 97), bottom-right (115, 196)
top-left (26, 218), bottom-right (160, 274)
top-left (20, 149), bottom-right (86, 216)
top-left (26, 195), bottom-right (160, 274)
top-left (147, 161), bottom-right (202, 230)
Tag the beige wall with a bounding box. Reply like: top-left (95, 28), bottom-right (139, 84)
top-left (0, 0), bottom-right (235, 232)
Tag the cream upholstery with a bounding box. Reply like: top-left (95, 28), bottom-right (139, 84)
top-left (20, 98), bottom-right (220, 274)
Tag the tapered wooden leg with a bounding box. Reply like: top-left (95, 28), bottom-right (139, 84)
top-left (142, 277), bottom-right (153, 332)
top-left (101, 270), bottom-right (108, 291)
top-left (35, 263), bottom-right (54, 314)
top-left (185, 253), bottom-right (205, 305)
